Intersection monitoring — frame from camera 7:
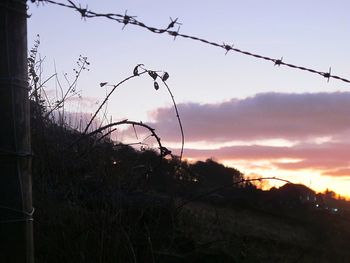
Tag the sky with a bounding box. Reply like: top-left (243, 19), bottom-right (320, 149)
top-left (28, 0), bottom-right (350, 197)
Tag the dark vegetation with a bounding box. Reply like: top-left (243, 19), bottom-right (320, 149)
top-left (29, 45), bottom-right (350, 262)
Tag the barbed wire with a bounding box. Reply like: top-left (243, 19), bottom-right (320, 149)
top-left (30, 0), bottom-right (350, 84)
top-left (0, 205), bottom-right (35, 224)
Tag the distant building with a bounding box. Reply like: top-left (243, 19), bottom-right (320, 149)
top-left (276, 183), bottom-right (341, 213)
top-left (275, 183), bottom-right (322, 208)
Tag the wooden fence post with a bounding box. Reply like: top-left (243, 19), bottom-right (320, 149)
top-left (0, 0), bottom-right (34, 262)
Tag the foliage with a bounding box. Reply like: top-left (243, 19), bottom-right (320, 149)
top-left (190, 158), bottom-right (244, 188)
top-left (28, 45), bottom-right (350, 262)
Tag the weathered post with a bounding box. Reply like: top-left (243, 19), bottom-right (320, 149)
top-left (0, 0), bottom-right (34, 262)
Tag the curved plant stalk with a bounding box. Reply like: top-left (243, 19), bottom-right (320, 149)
top-left (86, 120), bottom-right (167, 168)
top-left (83, 65), bottom-right (184, 162)
top-left (139, 65), bottom-right (184, 161)
top-left (176, 177), bottom-right (292, 210)
top-left (83, 70), bottom-right (147, 134)
top-left (159, 79), bottom-right (184, 161)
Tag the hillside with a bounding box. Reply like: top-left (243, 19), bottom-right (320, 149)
top-left (30, 100), bottom-right (350, 263)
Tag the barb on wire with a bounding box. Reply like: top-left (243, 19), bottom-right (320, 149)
top-left (30, 0), bottom-right (350, 84)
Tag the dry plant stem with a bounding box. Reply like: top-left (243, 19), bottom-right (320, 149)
top-left (83, 71), bottom-right (147, 134)
top-left (176, 177), bottom-right (292, 210)
top-left (94, 128), bottom-right (117, 144)
top-left (29, 73), bottom-right (56, 99)
top-left (86, 120), bottom-right (164, 165)
top-left (161, 80), bottom-right (184, 161)
top-left (45, 58), bottom-right (87, 118)
top-left (123, 142), bottom-right (149, 147)
top-left (144, 224), bottom-right (156, 263)
top-left (138, 65), bottom-right (184, 161)
top-left (120, 227), bottom-right (137, 263)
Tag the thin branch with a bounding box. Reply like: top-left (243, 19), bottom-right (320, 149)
top-left (159, 77), bottom-right (184, 161)
top-left (83, 71), bottom-right (147, 134)
top-left (176, 177), bottom-right (292, 210)
top-left (85, 120), bottom-right (166, 168)
top-left (45, 56), bottom-right (88, 118)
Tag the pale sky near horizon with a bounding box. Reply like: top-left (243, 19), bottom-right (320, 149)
top-left (28, 0), bottom-right (350, 197)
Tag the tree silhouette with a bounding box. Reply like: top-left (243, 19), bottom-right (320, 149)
top-left (191, 158), bottom-right (243, 188)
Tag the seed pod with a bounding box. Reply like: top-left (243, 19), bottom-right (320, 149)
top-left (133, 65), bottom-right (139, 76)
top-left (162, 72), bottom-right (169, 81)
top-left (148, 71), bottom-right (158, 80)
top-left (133, 64), bottom-right (144, 76)
top-left (154, 81), bottom-right (159, 90)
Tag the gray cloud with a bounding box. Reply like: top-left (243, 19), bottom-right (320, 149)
top-left (147, 92), bottom-right (350, 143)
top-left (121, 92), bottom-right (350, 178)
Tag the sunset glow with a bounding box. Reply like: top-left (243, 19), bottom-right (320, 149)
top-left (23, 1), bottom-right (350, 260)
top-left (134, 92), bottom-right (350, 198)
top-left (28, 1), bottom-right (350, 198)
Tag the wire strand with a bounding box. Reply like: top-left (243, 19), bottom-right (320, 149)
top-left (31, 0), bottom-right (350, 84)
top-left (0, 205), bottom-right (35, 224)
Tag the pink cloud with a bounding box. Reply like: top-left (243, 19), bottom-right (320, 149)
top-left (176, 142), bottom-right (350, 176)
top-left (323, 168), bottom-right (350, 177)
top-left (274, 159), bottom-right (348, 171)
top-left (147, 92), bottom-right (350, 143)
top-left (120, 92), bottom-right (350, 180)
top-left (182, 142), bottom-right (350, 162)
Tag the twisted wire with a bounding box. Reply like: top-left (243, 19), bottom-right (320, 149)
top-left (0, 205), bottom-right (35, 224)
top-left (30, 0), bottom-right (350, 84)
